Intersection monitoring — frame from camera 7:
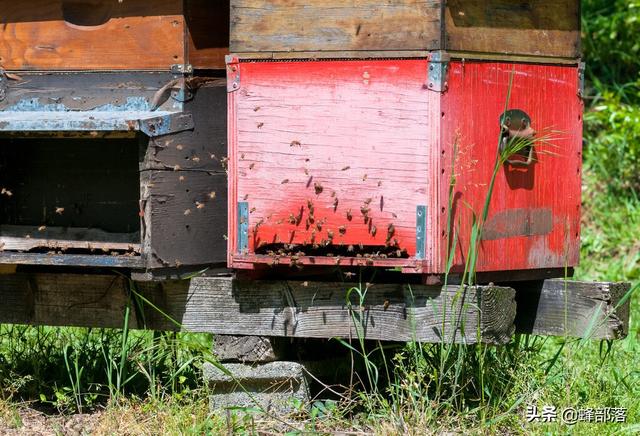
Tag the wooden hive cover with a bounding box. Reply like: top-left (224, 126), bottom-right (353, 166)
top-left (0, 0), bottom-right (229, 71)
top-left (230, 0), bottom-right (581, 60)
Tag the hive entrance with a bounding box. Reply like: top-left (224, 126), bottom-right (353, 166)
top-left (0, 137), bottom-right (141, 254)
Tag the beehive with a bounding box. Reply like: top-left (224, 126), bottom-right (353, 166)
top-left (0, 1), bottom-right (230, 274)
top-left (227, 0), bottom-right (583, 281)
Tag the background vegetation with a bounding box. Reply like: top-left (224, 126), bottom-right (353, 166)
top-left (1, 1), bottom-right (639, 434)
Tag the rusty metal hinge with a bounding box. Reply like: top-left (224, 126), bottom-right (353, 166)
top-left (170, 64), bottom-right (193, 76)
top-left (226, 55), bottom-right (241, 92)
top-left (427, 51), bottom-right (450, 93)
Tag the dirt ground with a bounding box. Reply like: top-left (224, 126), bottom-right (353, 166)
top-left (0, 407), bottom-right (101, 436)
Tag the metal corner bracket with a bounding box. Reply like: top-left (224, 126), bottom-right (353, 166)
top-left (577, 61), bottom-right (586, 98)
top-left (427, 51), bottom-right (451, 93)
top-left (226, 55), bottom-right (241, 93)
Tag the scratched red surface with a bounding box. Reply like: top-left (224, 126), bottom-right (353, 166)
top-left (228, 58), bottom-right (582, 276)
top-left (440, 61), bottom-right (582, 274)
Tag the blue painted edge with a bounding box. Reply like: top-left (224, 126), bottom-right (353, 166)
top-left (237, 202), bottom-right (249, 254)
top-left (416, 205), bottom-right (427, 260)
top-left (0, 252), bottom-right (144, 268)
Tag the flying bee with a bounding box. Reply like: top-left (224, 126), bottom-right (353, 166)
top-left (55, 207), bottom-right (65, 215)
top-left (209, 191), bottom-right (217, 199)
top-left (347, 245), bottom-right (354, 252)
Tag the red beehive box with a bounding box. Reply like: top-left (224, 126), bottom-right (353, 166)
top-left (226, 1), bottom-right (582, 282)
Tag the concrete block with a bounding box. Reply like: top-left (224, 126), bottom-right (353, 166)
top-left (203, 361), bottom-right (310, 414)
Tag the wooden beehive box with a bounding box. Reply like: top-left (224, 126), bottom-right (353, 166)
top-left (0, 1), bottom-right (230, 276)
top-left (0, 0), bottom-right (228, 71)
top-left (227, 0), bottom-right (583, 282)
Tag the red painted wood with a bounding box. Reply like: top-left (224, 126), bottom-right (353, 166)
top-left (440, 62), bottom-right (582, 274)
top-left (227, 58), bottom-right (582, 279)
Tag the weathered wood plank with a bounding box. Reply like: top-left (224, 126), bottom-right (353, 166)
top-left (0, 225), bottom-right (139, 252)
top-left (0, 0), bottom-right (186, 70)
top-left (230, 0), bottom-right (580, 60)
top-left (230, 0), bottom-right (442, 53)
top-left (140, 170), bottom-right (227, 269)
top-left (444, 0), bottom-right (581, 59)
top-left (0, 275), bottom-right (628, 342)
top-left (178, 278), bottom-right (517, 344)
top-left (514, 279), bottom-right (631, 340)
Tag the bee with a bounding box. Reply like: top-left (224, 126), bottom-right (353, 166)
top-left (179, 175), bottom-right (185, 182)
top-left (290, 140), bottom-right (301, 147)
top-left (254, 106), bottom-right (261, 112)
top-left (302, 281), bottom-right (309, 287)
top-left (346, 209), bottom-right (353, 221)
top-left (347, 244), bottom-right (354, 252)
top-left (383, 299), bottom-right (391, 310)
top-left (250, 207), bottom-right (256, 213)
top-left (281, 179), bottom-right (289, 184)
top-left (314, 182), bottom-right (323, 195)
top-left (344, 272), bottom-right (355, 278)
top-left (304, 168), bottom-right (309, 175)
top-left (243, 194), bottom-right (249, 200)
top-left (192, 156), bottom-right (200, 163)
top-left (327, 230), bottom-right (334, 240)
top-left (333, 197), bottom-right (339, 210)
top-left (209, 191), bottom-right (217, 199)
top-left (38, 226), bottom-right (46, 232)
top-left (338, 225), bottom-right (346, 235)
top-left (377, 181), bottom-right (382, 187)
top-left (184, 209), bottom-right (192, 216)
top-left (364, 198), bottom-right (372, 205)
top-left (360, 206), bottom-right (370, 216)
top-left (176, 144), bottom-right (184, 150)
top-left (370, 225), bottom-right (377, 237)
top-left (55, 207), bottom-right (65, 215)
top-left (341, 166), bottom-right (350, 171)
top-left (249, 163), bottom-right (255, 170)
top-left (362, 174), bottom-right (368, 181)
top-left (257, 122), bottom-right (264, 128)
top-left (173, 164), bottom-right (181, 171)
top-left (196, 202), bottom-right (205, 209)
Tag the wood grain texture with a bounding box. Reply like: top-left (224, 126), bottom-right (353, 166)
top-left (141, 170), bottom-right (227, 269)
top-left (440, 61), bottom-right (583, 274)
top-left (230, 0), bottom-right (441, 53)
top-left (0, 0), bottom-right (185, 70)
top-left (0, 274), bottom-right (628, 341)
top-left (0, 225), bottom-right (140, 252)
top-left (445, 0), bottom-right (581, 58)
top-left (141, 79), bottom-right (228, 171)
top-left (229, 59), bottom-right (441, 270)
top-left (229, 59), bottom-right (582, 278)
top-left (515, 279), bottom-right (630, 340)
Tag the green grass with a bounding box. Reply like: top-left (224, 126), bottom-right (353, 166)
top-left (1, 2), bottom-right (640, 434)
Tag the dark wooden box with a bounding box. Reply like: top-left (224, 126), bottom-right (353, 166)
top-left (0, 72), bottom-right (228, 275)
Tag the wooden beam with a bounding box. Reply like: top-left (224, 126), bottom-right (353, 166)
top-left (0, 274), bottom-right (629, 342)
top-left (514, 279), bottom-right (631, 340)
